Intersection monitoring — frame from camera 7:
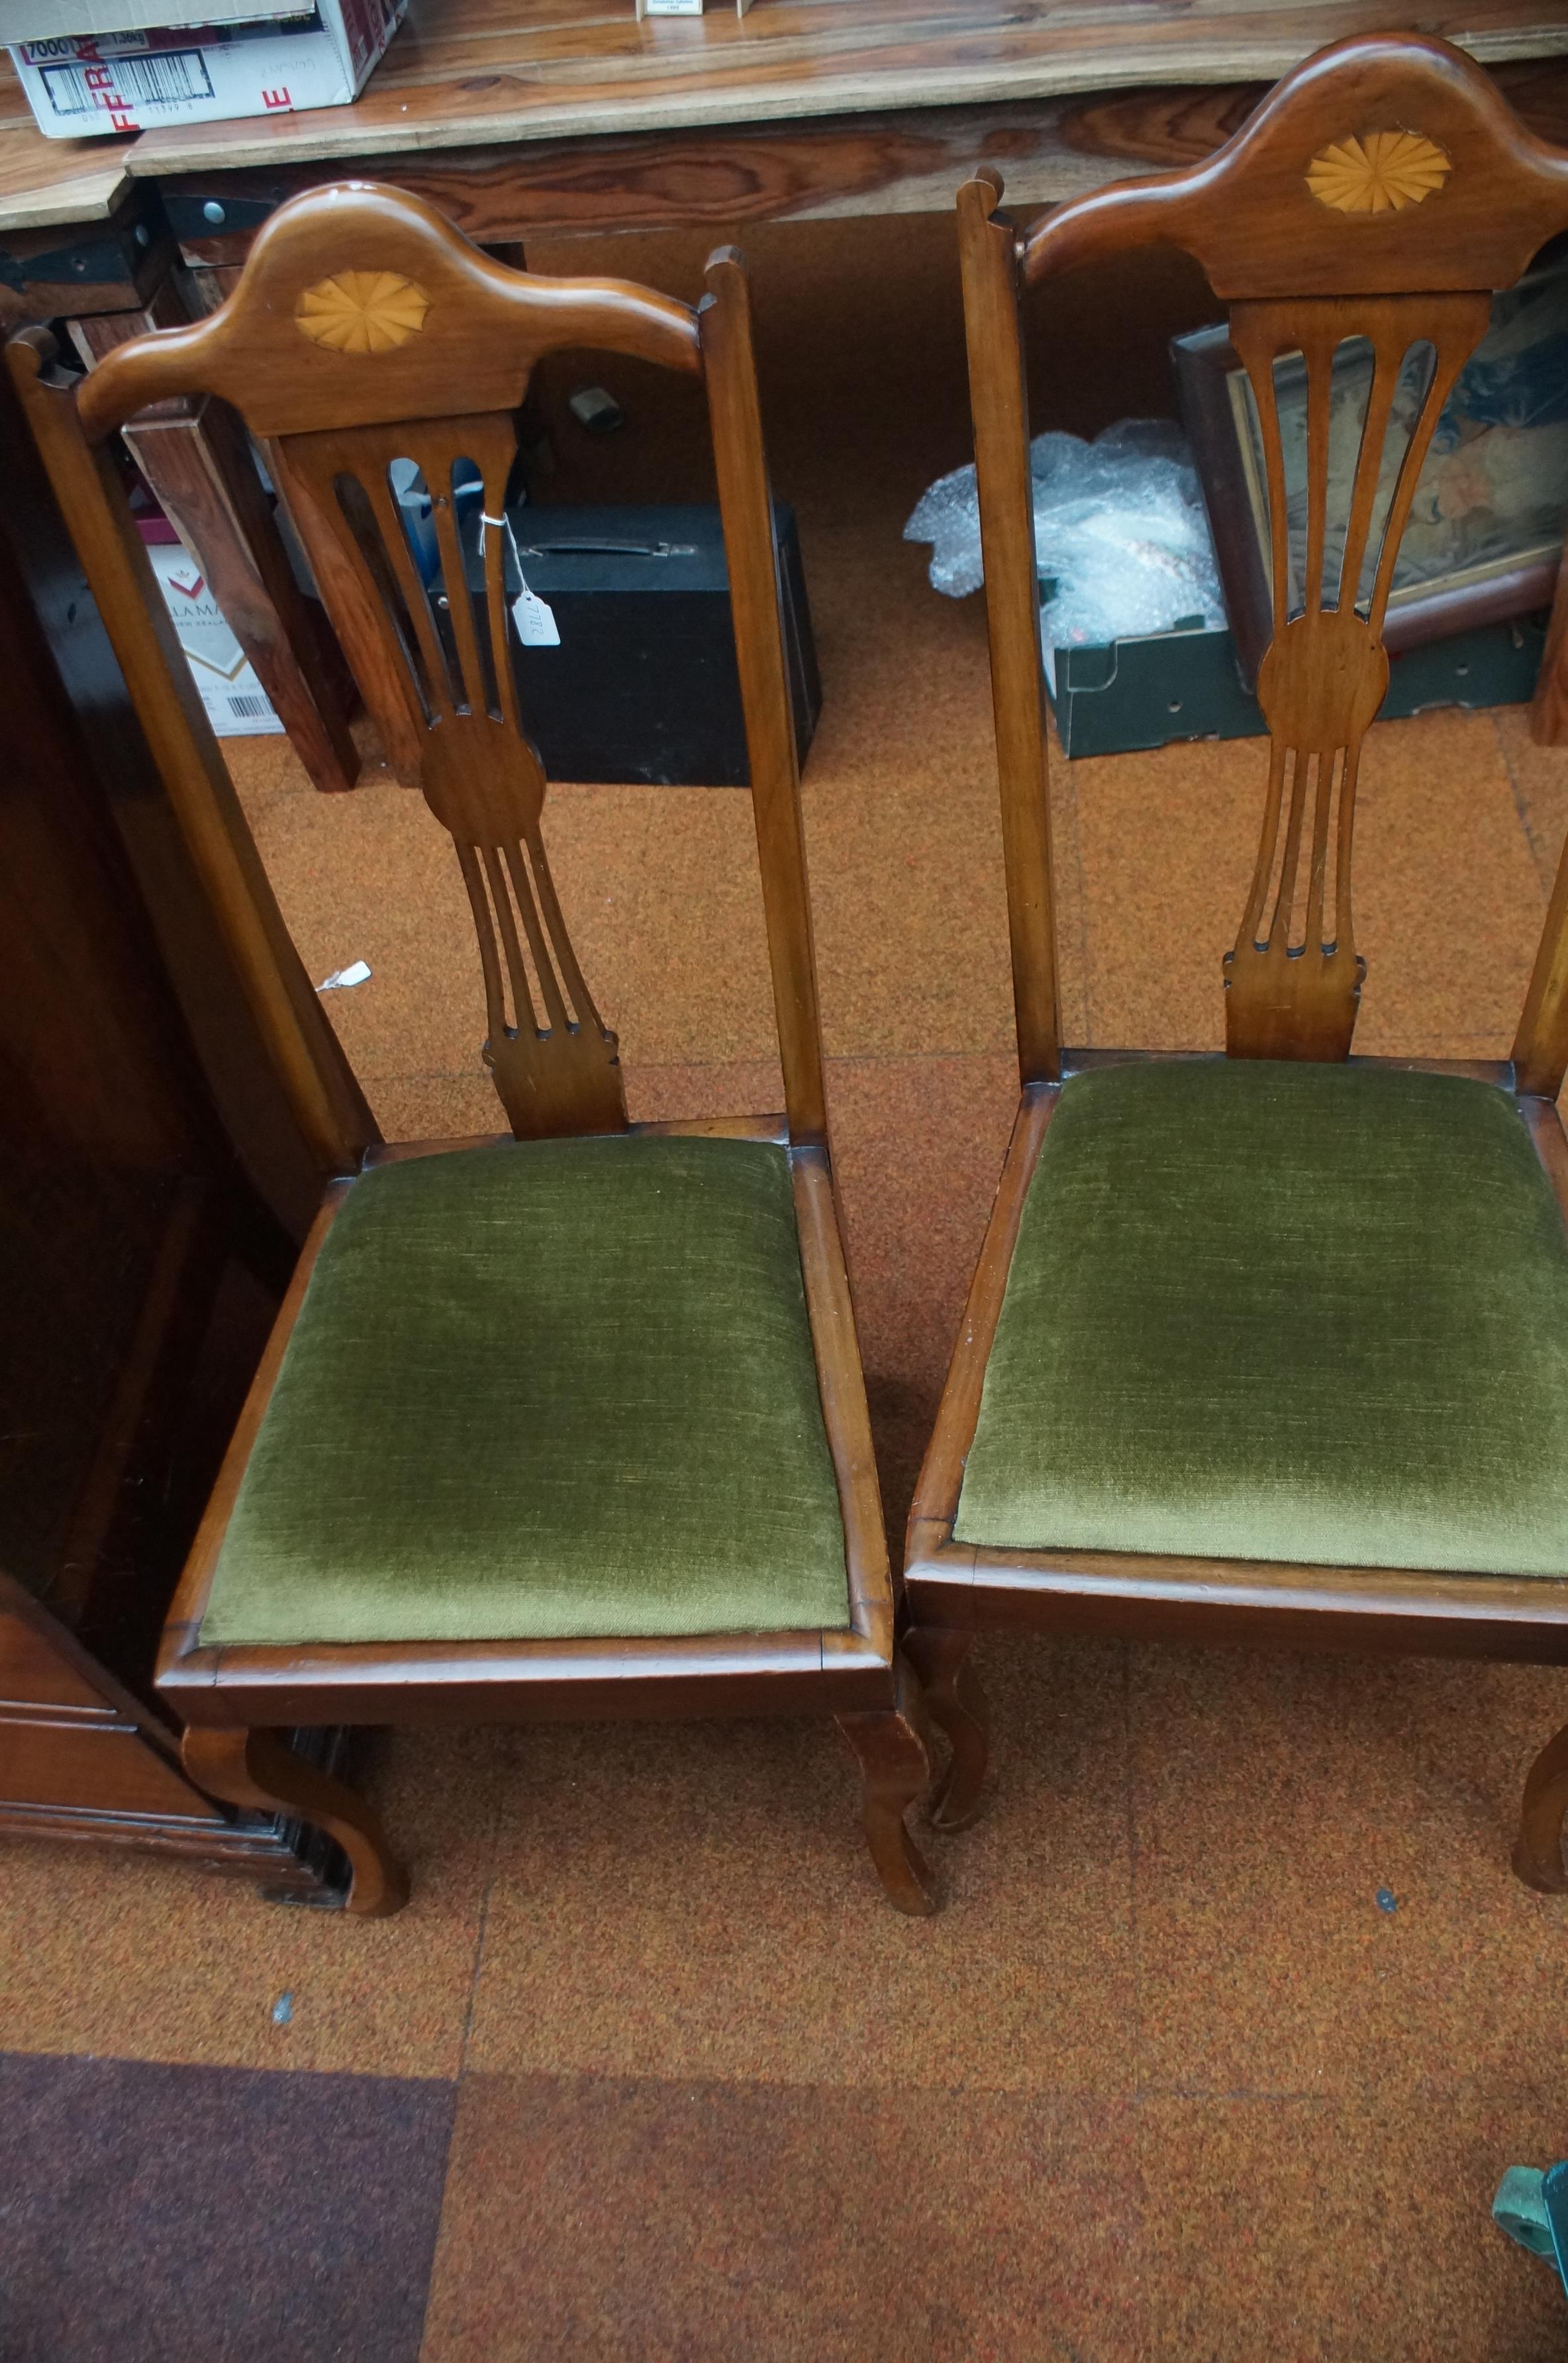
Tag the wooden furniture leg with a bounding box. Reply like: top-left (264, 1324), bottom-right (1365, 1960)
top-left (1530, 545), bottom-right (1568, 746)
top-left (182, 1726), bottom-right (411, 1916)
top-left (70, 293), bottom-right (361, 795)
top-left (904, 1626), bottom-right (991, 1831)
top-left (1514, 1719), bottom-right (1568, 1892)
top-left (836, 1664), bottom-right (938, 1915)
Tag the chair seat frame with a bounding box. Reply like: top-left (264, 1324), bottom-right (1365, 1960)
top-left (906, 36), bottom-right (1568, 1887)
top-left (9, 184), bottom-right (936, 1917)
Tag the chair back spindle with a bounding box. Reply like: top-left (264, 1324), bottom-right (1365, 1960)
top-left (9, 185), bottom-right (826, 1152)
top-left (964, 35), bottom-right (1568, 1080)
top-left (275, 408), bottom-right (626, 1135)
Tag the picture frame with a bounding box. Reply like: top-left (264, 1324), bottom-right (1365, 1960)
top-left (1173, 247), bottom-right (1568, 683)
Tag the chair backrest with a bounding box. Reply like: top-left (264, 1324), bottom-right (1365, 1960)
top-left (962, 33), bottom-right (1568, 1086)
top-left (26, 184), bottom-right (826, 1153)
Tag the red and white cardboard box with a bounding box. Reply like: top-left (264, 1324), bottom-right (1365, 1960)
top-left (0, 0), bottom-right (405, 139)
top-left (138, 513), bottom-right (284, 739)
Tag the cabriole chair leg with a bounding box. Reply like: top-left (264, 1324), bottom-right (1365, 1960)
top-left (905, 1625), bottom-right (991, 1831)
top-left (836, 1662), bottom-right (938, 1917)
top-left (183, 1726), bottom-right (411, 1917)
top-left (1514, 1719), bottom-right (1568, 1893)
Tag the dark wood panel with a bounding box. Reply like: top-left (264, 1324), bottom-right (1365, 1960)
top-left (0, 365), bottom-right (342, 1897)
top-left (158, 59), bottom-right (1568, 266)
top-left (124, 0), bottom-right (1568, 174)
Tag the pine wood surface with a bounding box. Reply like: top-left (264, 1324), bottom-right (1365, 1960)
top-left (119, 0), bottom-right (1568, 176)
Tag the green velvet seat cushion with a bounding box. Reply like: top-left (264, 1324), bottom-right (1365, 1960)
top-left (955, 1059), bottom-right (1568, 1577)
top-left (201, 1135), bottom-right (850, 1647)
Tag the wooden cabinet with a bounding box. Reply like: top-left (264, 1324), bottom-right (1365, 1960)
top-left (0, 364), bottom-right (338, 1897)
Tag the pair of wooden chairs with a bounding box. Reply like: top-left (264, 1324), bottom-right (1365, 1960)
top-left (15, 29), bottom-right (1568, 1921)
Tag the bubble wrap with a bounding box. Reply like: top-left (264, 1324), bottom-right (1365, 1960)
top-left (903, 419), bottom-right (1226, 648)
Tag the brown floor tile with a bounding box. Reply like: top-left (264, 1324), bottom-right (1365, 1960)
top-left (461, 1636), bottom-right (1134, 2097)
top-left (238, 774), bottom-right (782, 1085)
top-left (799, 545), bottom-right (1026, 1060)
top-left (222, 729), bottom-right (312, 807)
top-left (1069, 707), bottom-right (1547, 1060)
top-left (0, 1727), bottom-right (500, 2078)
top-left (1352, 707), bottom-right (1545, 1059)
top-left (1139, 2091), bottom-right (1568, 2360)
top-left (1130, 1647), bottom-right (1568, 2101)
top-left (1493, 704), bottom-right (1568, 899)
top-left (420, 2068), bottom-right (1144, 2363)
top-left (1069, 732), bottom-right (1259, 1052)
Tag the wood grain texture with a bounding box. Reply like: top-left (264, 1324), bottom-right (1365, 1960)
top-left (905, 1080), bottom-right (1058, 1582)
top-left (0, 117), bottom-right (132, 234)
top-left (1222, 291), bottom-right (1489, 1058)
top-left (1022, 31), bottom-right (1568, 297)
top-left (102, 195), bottom-right (905, 1911)
top-left (987, 38), bottom-right (1568, 1070)
top-left (75, 187), bottom-right (826, 1154)
top-left (791, 1146), bottom-right (890, 1659)
top-left (72, 292), bottom-right (361, 799)
top-left (158, 103), bottom-right (1185, 262)
top-left (0, 436), bottom-right (335, 1896)
top-left (5, 332), bottom-right (377, 1178)
top-left (701, 246), bottom-right (828, 1146)
top-left (181, 1725), bottom-right (407, 1914)
top-left (959, 176), bottom-right (1060, 1089)
top-left (835, 1658), bottom-right (937, 1916)
top-left (1513, 1716), bottom-right (1568, 1887)
top-left (902, 1624), bottom-right (989, 1830)
top-left (117, 0), bottom-right (1568, 176)
top-left (146, 64), bottom-right (1568, 265)
top-left (275, 407), bottom-right (630, 1139)
top-left (77, 182), bottom-right (700, 444)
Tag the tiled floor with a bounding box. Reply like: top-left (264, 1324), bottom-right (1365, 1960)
top-left (7, 211), bottom-right (1568, 2358)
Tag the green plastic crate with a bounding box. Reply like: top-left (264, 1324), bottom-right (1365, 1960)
top-left (1043, 611), bottom-right (1547, 760)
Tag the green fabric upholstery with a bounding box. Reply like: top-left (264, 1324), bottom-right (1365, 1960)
top-left (201, 1135), bottom-right (849, 1647)
top-left (955, 1059), bottom-right (1568, 1577)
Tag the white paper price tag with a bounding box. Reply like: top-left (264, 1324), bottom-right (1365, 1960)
top-left (512, 577), bottom-right (560, 647)
top-left (479, 508), bottom-right (561, 649)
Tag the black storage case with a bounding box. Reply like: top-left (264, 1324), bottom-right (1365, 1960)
top-left (457, 501), bottom-right (820, 786)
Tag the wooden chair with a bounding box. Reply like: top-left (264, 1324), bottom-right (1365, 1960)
top-left (906, 32), bottom-right (1568, 1891)
top-left (9, 183), bottom-right (937, 1918)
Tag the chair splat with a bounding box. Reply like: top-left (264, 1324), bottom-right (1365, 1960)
top-left (1223, 293), bottom-right (1490, 1059)
top-left (273, 412), bottom-right (626, 1140)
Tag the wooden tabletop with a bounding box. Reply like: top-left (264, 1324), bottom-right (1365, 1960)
top-left (121, 0), bottom-right (1568, 175)
top-left (3, 0), bottom-right (1567, 232)
top-left (0, 53), bottom-right (133, 231)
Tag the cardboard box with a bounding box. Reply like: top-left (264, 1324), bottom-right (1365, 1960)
top-left (1, 0), bottom-right (404, 138)
top-left (1042, 609), bottom-right (1547, 760)
top-left (138, 516), bottom-right (283, 738)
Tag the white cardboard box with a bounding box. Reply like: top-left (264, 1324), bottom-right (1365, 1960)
top-left (1, 0), bottom-right (405, 138)
top-left (142, 525), bottom-right (284, 738)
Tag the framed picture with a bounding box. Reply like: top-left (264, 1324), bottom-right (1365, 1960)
top-left (1173, 246), bottom-right (1568, 682)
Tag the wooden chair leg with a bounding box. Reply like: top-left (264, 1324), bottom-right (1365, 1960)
top-left (183, 1727), bottom-right (410, 1917)
top-left (836, 1662), bottom-right (938, 1917)
top-left (1514, 1719), bottom-right (1568, 1893)
top-left (904, 1625), bottom-right (991, 1832)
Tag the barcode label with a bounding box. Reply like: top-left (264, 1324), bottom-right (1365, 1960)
top-left (40, 49), bottom-right (213, 116)
top-left (226, 693), bottom-right (273, 720)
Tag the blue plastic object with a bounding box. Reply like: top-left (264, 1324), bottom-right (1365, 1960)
top-left (1493, 2162), bottom-right (1568, 2295)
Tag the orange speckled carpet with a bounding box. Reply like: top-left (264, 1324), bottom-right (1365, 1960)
top-left (5, 212), bottom-right (1568, 2362)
